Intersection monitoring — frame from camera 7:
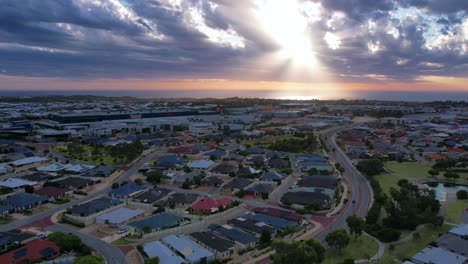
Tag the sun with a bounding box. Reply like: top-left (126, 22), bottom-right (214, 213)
top-left (255, 0), bottom-right (318, 67)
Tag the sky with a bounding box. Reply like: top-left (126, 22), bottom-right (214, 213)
top-left (0, 0), bottom-right (467, 98)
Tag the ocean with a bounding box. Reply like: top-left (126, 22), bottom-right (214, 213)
top-left (0, 89), bottom-right (466, 102)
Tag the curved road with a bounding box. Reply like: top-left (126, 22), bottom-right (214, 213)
top-left (0, 149), bottom-right (162, 264)
top-left (315, 126), bottom-right (374, 241)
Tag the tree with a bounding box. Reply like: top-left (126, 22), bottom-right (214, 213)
top-left (456, 190), bottom-right (468, 200)
top-left (146, 170), bottom-right (164, 184)
top-left (444, 172), bottom-right (460, 180)
top-left (134, 178), bottom-right (143, 186)
top-left (236, 189), bottom-right (245, 198)
top-left (142, 226), bottom-right (152, 234)
top-left (145, 257), bottom-right (160, 264)
top-left (74, 255), bottom-right (104, 264)
top-left (48, 232), bottom-right (82, 252)
top-left (261, 192), bottom-right (269, 200)
top-left (346, 214), bottom-right (365, 240)
top-left (325, 228), bottom-right (350, 254)
top-left (356, 159), bottom-right (384, 177)
top-left (24, 185), bottom-right (34, 194)
top-left (272, 239), bottom-right (325, 264)
top-left (259, 229), bottom-right (271, 245)
top-left (182, 181), bottom-right (190, 189)
top-left (428, 169), bottom-right (439, 178)
top-left (111, 182), bottom-right (120, 189)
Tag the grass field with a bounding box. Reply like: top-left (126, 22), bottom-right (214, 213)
top-left (53, 145), bottom-right (121, 166)
top-left (375, 162), bottom-right (431, 194)
top-left (443, 200), bottom-right (468, 224)
top-left (111, 238), bottom-right (134, 245)
top-left (381, 224), bottom-right (452, 263)
top-left (325, 235), bottom-right (378, 264)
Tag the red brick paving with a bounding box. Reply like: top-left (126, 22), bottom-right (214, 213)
top-left (117, 245), bottom-right (134, 255)
top-left (20, 216), bottom-right (54, 230)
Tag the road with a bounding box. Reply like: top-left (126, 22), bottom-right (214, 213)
top-left (315, 126), bottom-right (373, 241)
top-left (1, 149), bottom-right (161, 263)
top-left (47, 224), bottom-right (127, 264)
top-left (255, 125), bottom-right (374, 264)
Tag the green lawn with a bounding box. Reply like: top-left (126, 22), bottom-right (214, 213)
top-left (325, 235), bottom-right (378, 264)
top-left (375, 162), bottom-right (432, 194)
top-left (382, 224), bottom-right (452, 263)
top-left (443, 200), bottom-right (468, 224)
top-left (53, 145), bottom-right (122, 166)
top-left (111, 238), bottom-right (134, 245)
top-left (385, 162), bottom-right (431, 178)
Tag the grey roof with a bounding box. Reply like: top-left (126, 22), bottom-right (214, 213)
top-left (167, 193), bottom-right (199, 205)
top-left (449, 224), bottom-right (468, 237)
top-left (128, 213), bottom-right (182, 231)
top-left (0, 230), bottom-right (34, 248)
top-left (143, 241), bottom-right (185, 264)
top-left (70, 197), bottom-right (120, 216)
top-left (436, 233), bottom-right (468, 256)
top-left (245, 183), bottom-right (275, 194)
top-left (161, 235), bottom-right (214, 263)
top-left (95, 208), bottom-right (144, 225)
top-left (189, 231), bottom-right (236, 253)
top-left (211, 225), bottom-right (258, 245)
top-left (108, 183), bottom-right (150, 198)
top-left (261, 171), bottom-right (285, 181)
top-left (132, 188), bottom-right (170, 204)
top-left (298, 175), bottom-right (339, 189)
top-left (282, 191), bottom-right (331, 206)
top-left (1, 193), bottom-right (48, 208)
top-left (222, 178), bottom-right (253, 190)
top-left (242, 213), bottom-right (297, 230)
top-left (411, 247), bottom-right (467, 264)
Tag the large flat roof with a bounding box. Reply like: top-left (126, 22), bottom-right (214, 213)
top-left (95, 207), bottom-right (144, 225)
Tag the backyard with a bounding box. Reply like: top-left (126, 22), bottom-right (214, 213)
top-left (378, 224), bottom-right (452, 264)
top-left (325, 235), bottom-right (378, 264)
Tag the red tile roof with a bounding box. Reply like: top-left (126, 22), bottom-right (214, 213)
top-left (34, 186), bottom-right (71, 198)
top-left (426, 153), bottom-right (445, 161)
top-left (191, 197), bottom-right (231, 211)
top-left (0, 239), bottom-right (60, 263)
top-left (447, 147), bottom-right (465, 153)
top-left (169, 146), bottom-right (199, 154)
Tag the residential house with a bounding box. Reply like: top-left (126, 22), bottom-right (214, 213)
top-left (1, 193), bottom-right (48, 211)
top-left (0, 239), bottom-right (60, 263)
top-left (191, 197), bottom-right (232, 214)
top-left (0, 230), bottom-right (35, 252)
top-left (221, 178), bottom-right (253, 192)
top-left (82, 166), bottom-right (116, 178)
top-left (96, 207), bottom-right (145, 227)
top-left (143, 241), bottom-right (185, 264)
top-left (108, 182), bottom-right (151, 199)
top-left (210, 225), bottom-right (258, 250)
top-left (68, 197), bottom-right (121, 217)
top-left (167, 193), bottom-right (199, 207)
top-left (161, 235), bottom-right (215, 264)
top-left (187, 160), bottom-right (216, 170)
top-left (0, 178), bottom-right (37, 189)
top-left (54, 177), bottom-right (100, 190)
top-left (189, 231), bottom-right (236, 259)
top-left (211, 163), bottom-right (237, 175)
top-left (245, 183), bottom-right (275, 198)
top-left (132, 188), bottom-right (171, 204)
top-left (411, 247), bottom-right (467, 264)
top-left (34, 186), bottom-right (72, 200)
top-left (200, 176), bottom-right (224, 187)
top-left (261, 171), bottom-right (285, 183)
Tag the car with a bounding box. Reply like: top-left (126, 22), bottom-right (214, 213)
top-left (117, 228), bottom-right (128, 234)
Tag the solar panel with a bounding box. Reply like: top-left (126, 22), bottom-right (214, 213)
top-left (14, 247), bottom-right (28, 259)
top-left (40, 246), bottom-right (56, 257)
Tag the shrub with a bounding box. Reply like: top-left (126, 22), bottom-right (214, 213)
top-left (456, 190), bottom-right (468, 200)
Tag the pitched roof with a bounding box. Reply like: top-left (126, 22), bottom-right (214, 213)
top-left (161, 235), bottom-right (214, 263)
top-left (128, 213), bottom-right (182, 230)
top-left (189, 231), bottom-right (236, 253)
top-left (191, 197), bottom-right (231, 211)
top-left (143, 241), bottom-right (185, 264)
top-left (96, 207), bottom-right (144, 225)
top-left (10, 157), bottom-right (48, 167)
top-left (34, 186), bottom-right (71, 198)
top-left (412, 247), bottom-right (467, 264)
top-left (0, 178), bottom-right (36, 188)
top-left (109, 182), bottom-right (150, 197)
top-left (0, 239), bottom-right (60, 263)
top-left (1, 193), bottom-right (48, 208)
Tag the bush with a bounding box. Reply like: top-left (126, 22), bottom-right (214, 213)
top-left (427, 182), bottom-right (438, 188)
top-left (456, 190), bottom-right (468, 200)
top-left (374, 228), bottom-right (401, 242)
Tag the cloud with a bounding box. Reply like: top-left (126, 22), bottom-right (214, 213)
top-left (0, 0), bottom-right (466, 84)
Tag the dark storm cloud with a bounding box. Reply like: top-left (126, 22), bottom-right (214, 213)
top-left (0, 0), bottom-right (466, 82)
